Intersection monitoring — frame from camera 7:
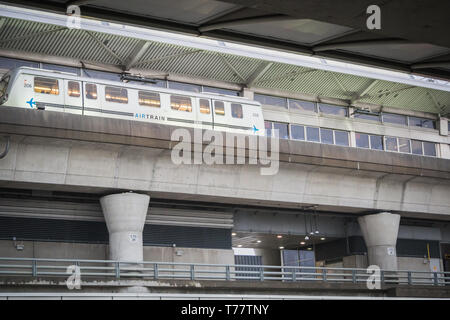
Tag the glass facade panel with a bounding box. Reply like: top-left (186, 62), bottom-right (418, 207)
top-left (354, 113), bottom-right (380, 121)
top-left (409, 116), bottom-right (435, 129)
top-left (318, 103), bottom-right (348, 117)
top-left (84, 69), bottom-right (121, 82)
top-left (0, 56), bottom-right (38, 70)
top-left (411, 140), bottom-right (423, 155)
top-left (43, 63), bottom-right (80, 76)
top-left (320, 128), bottom-right (334, 144)
top-left (356, 133), bottom-right (369, 148)
top-left (382, 113), bottom-right (407, 125)
top-left (291, 125), bottom-right (305, 140)
top-left (385, 136), bottom-right (398, 151)
top-left (168, 81), bottom-right (201, 93)
top-left (334, 130), bottom-right (349, 146)
top-left (398, 138), bottom-right (411, 153)
top-left (254, 93), bottom-right (287, 108)
top-left (202, 86), bottom-right (239, 96)
top-left (288, 99), bottom-right (316, 112)
top-left (370, 135), bottom-right (383, 150)
top-left (306, 127), bottom-right (320, 142)
top-left (273, 122), bottom-right (289, 139)
top-left (423, 142), bottom-right (436, 156)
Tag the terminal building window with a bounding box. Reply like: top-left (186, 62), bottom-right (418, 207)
top-left (320, 128), bottom-right (334, 144)
top-left (254, 93), bottom-right (287, 109)
top-left (408, 116), bottom-right (436, 129)
top-left (214, 101), bottom-right (225, 115)
top-left (356, 133), bottom-right (383, 150)
top-left (203, 86), bottom-right (239, 96)
top-left (34, 77), bottom-right (59, 95)
top-left (105, 86), bottom-right (128, 104)
top-left (85, 83), bottom-right (97, 100)
top-left (334, 130), bottom-right (349, 146)
top-left (43, 63), bottom-right (80, 76)
top-left (353, 112), bottom-right (380, 122)
top-left (288, 99), bottom-right (316, 112)
top-left (306, 126), bottom-right (320, 142)
top-left (171, 95), bottom-right (192, 112)
top-left (67, 81), bottom-right (80, 97)
top-left (398, 138), bottom-right (411, 153)
top-left (199, 99), bottom-right (211, 114)
top-left (290, 124), bottom-right (305, 140)
top-left (382, 113), bottom-right (407, 126)
top-left (138, 91), bottom-right (160, 108)
top-left (385, 136), bottom-right (398, 152)
top-left (423, 141), bottom-right (437, 156)
top-left (265, 121), bottom-right (289, 139)
top-left (231, 103), bottom-right (243, 118)
top-left (318, 103), bottom-right (348, 117)
top-left (169, 81), bottom-right (201, 93)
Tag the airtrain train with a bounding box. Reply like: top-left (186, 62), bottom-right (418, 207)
top-left (0, 67), bottom-right (265, 135)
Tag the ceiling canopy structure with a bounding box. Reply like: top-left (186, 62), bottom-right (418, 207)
top-left (0, 2), bottom-right (449, 116)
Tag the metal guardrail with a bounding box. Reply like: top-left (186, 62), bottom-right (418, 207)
top-left (0, 257), bottom-right (449, 286)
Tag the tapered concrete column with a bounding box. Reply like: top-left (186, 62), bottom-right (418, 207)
top-left (357, 212), bottom-right (400, 270)
top-left (100, 192), bottom-right (150, 262)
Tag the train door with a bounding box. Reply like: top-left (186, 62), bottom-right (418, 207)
top-left (211, 100), bottom-right (231, 133)
top-left (196, 98), bottom-right (213, 130)
top-left (33, 76), bottom-right (64, 112)
top-left (83, 82), bottom-right (101, 116)
top-left (63, 79), bottom-right (82, 114)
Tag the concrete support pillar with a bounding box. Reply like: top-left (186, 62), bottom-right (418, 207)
top-left (357, 212), bottom-right (400, 270)
top-left (100, 192), bottom-right (150, 262)
top-left (241, 88), bottom-right (254, 100)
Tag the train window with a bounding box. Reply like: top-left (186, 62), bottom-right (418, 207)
top-left (214, 101), bottom-right (225, 115)
top-left (171, 95), bottom-right (192, 112)
top-left (385, 136), bottom-right (398, 152)
top-left (398, 138), bottom-right (411, 153)
top-left (85, 83), bottom-right (97, 100)
top-left (105, 86), bottom-right (128, 104)
top-left (231, 103), bottom-right (243, 118)
top-left (34, 77), bottom-right (59, 95)
top-left (423, 142), bottom-right (436, 157)
top-left (199, 99), bottom-right (210, 114)
top-left (68, 81), bottom-right (80, 97)
top-left (411, 140), bottom-right (423, 155)
top-left (139, 91), bottom-right (160, 108)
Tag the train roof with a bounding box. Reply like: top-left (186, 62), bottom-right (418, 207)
top-left (8, 67), bottom-right (261, 106)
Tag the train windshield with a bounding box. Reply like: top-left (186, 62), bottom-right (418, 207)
top-left (0, 76), bottom-right (9, 99)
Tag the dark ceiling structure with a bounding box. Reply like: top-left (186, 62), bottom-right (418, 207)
top-left (2, 0), bottom-right (450, 80)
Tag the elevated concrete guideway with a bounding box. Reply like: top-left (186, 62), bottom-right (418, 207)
top-left (1, 107), bottom-right (450, 220)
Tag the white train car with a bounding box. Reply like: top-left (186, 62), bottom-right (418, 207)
top-left (0, 67), bottom-right (265, 135)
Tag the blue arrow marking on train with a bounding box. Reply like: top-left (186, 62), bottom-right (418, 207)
top-left (26, 98), bottom-right (36, 108)
top-left (252, 125), bottom-right (259, 133)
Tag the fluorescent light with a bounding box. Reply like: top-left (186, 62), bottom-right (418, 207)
top-left (277, 235), bottom-right (283, 239)
top-left (279, 246), bottom-right (284, 250)
top-left (232, 232), bottom-right (236, 236)
top-left (300, 242), bottom-right (306, 245)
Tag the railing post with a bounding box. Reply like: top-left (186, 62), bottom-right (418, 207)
top-left (154, 263), bottom-right (158, 280)
top-left (115, 262), bottom-right (120, 279)
top-left (259, 267), bottom-right (264, 281)
top-left (322, 269), bottom-right (327, 282)
top-left (352, 270), bottom-right (356, 284)
top-left (225, 265), bottom-right (230, 281)
top-left (433, 272), bottom-right (438, 286)
top-left (292, 268), bottom-right (296, 282)
top-left (407, 271), bottom-right (412, 285)
top-left (190, 264), bottom-right (195, 281)
top-left (32, 260), bottom-right (37, 277)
